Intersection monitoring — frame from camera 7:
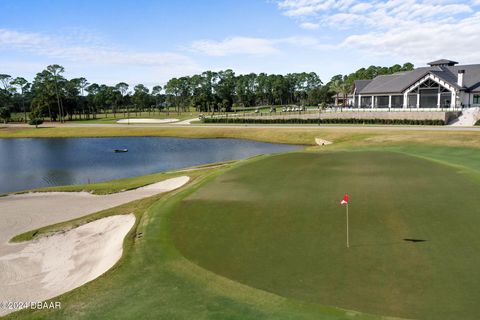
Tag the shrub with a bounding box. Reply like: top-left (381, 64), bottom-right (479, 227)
top-left (29, 118), bottom-right (44, 128)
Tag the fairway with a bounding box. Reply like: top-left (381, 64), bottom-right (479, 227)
top-left (171, 151), bottom-right (480, 320)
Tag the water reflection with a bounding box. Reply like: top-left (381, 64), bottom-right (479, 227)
top-left (0, 137), bottom-right (301, 193)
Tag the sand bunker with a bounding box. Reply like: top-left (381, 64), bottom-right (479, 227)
top-left (315, 138), bottom-right (333, 146)
top-left (0, 215), bottom-right (135, 316)
top-left (116, 118), bottom-right (179, 124)
top-left (0, 176), bottom-right (189, 245)
top-left (0, 176), bottom-right (189, 315)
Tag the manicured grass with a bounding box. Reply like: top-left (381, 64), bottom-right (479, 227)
top-left (4, 135), bottom-right (480, 320)
top-left (170, 151), bottom-right (480, 320)
top-left (5, 160), bottom-right (382, 320)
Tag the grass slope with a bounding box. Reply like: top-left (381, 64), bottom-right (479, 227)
top-left (171, 151), bottom-right (480, 320)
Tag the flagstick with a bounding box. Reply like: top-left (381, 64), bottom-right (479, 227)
top-left (346, 202), bottom-right (349, 248)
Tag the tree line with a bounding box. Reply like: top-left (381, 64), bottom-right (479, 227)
top-left (0, 62), bottom-right (414, 123)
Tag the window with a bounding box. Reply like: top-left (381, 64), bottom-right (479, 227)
top-left (474, 94), bottom-right (480, 104)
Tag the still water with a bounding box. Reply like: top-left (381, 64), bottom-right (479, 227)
top-left (0, 137), bottom-right (301, 193)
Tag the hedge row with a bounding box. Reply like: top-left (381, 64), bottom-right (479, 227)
top-left (203, 117), bottom-right (446, 126)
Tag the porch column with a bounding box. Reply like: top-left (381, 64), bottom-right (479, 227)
top-left (416, 93), bottom-right (420, 108)
top-left (403, 92), bottom-right (408, 108)
top-left (371, 95), bottom-right (375, 108)
top-left (451, 91), bottom-right (456, 109)
top-left (437, 92), bottom-right (441, 108)
top-left (388, 95), bottom-right (392, 109)
top-left (358, 95), bottom-right (362, 108)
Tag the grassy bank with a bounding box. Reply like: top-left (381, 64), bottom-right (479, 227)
top-left (12, 161), bottom-right (234, 196)
top-left (1, 126), bottom-right (480, 149)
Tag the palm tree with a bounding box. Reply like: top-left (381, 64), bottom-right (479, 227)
top-left (330, 79), bottom-right (352, 108)
top-left (330, 79), bottom-right (343, 107)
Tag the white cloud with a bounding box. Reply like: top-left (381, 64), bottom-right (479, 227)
top-left (340, 12), bottom-right (480, 63)
top-left (349, 3), bottom-right (372, 13)
top-left (190, 35), bottom-right (324, 56)
top-left (190, 37), bottom-right (279, 56)
top-left (278, 0), bottom-right (357, 17)
top-left (276, 0), bottom-right (480, 64)
top-left (0, 28), bottom-right (196, 68)
top-left (0, 28), bottom-right (200, 84)
top-left (300, 22), bottom-right (320, 30)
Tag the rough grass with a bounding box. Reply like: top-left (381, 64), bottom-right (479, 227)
top-left (171, 150), bottom-right (480, 320)
top-left (1, 126), bottom-right (480, 149)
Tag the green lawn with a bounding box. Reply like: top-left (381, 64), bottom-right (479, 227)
top-left (4, 141), bottom-right (480, 320)
top-left (171, 150), bottom-right (480, 320)
top-left (69, 111), bottom-right (202, 124)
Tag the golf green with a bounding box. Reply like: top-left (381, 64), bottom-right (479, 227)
top-left (171, 151), bottom-right (480, 320)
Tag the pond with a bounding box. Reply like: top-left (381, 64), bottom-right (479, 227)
top-left (0, 137), bottom-right (302, 194)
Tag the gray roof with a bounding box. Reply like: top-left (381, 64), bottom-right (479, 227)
top-left (356, 63), bottom-right (480, 94)
top-left (428, 59), bottom-right (458, 66)
top-left (353, 79), bottom-right (371, 92)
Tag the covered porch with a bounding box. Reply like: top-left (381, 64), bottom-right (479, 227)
top-left (354, 74), bottom-right (459, 109)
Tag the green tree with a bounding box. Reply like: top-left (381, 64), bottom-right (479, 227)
top-left (0, 107), bottom-right (11, 123)
top-left (132, 84), bottom-right (150, 114)
top-left (10, 77), bottom-right (30, 122)
top-left (115, 82), bottom-right (129, 117)
top-left (46, 64), bottom-right (66, 122)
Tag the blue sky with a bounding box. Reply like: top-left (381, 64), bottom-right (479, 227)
top-left (1, 0), bottom-right (479, 87)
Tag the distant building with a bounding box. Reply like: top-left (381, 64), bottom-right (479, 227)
top-left (351, 59), bottom-right (480, 109)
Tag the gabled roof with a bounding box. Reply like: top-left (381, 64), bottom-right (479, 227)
top-left (355, 63), bottom-right (480, 95)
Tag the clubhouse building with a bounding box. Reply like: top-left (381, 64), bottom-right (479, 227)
top-left (351, 59), bottom-right (480, 109)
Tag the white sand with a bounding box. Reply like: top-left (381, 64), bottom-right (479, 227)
top-left (315, 138), bottom-right (333, 146)
top-left (174, 117), bottom-right (200, 125)
top-left (0, 176), bottom-right (189, 245)
top-left (0, 215), bottom-right (135, 316)
top-left (116, 118), bottom-right (179, 124)
top-left (0, 176), bottom-right (189, 315)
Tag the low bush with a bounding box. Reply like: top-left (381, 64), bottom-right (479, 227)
top-left (29, 118), bottom-right (44, 128)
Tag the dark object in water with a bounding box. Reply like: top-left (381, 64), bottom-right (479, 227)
top-left (114, 149), bottom-right (128, 153)
top-left (403, 238), bottom-right (427, 243)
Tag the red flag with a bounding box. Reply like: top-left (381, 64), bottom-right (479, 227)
top-left (340, 194), bottom-right (349, 205)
